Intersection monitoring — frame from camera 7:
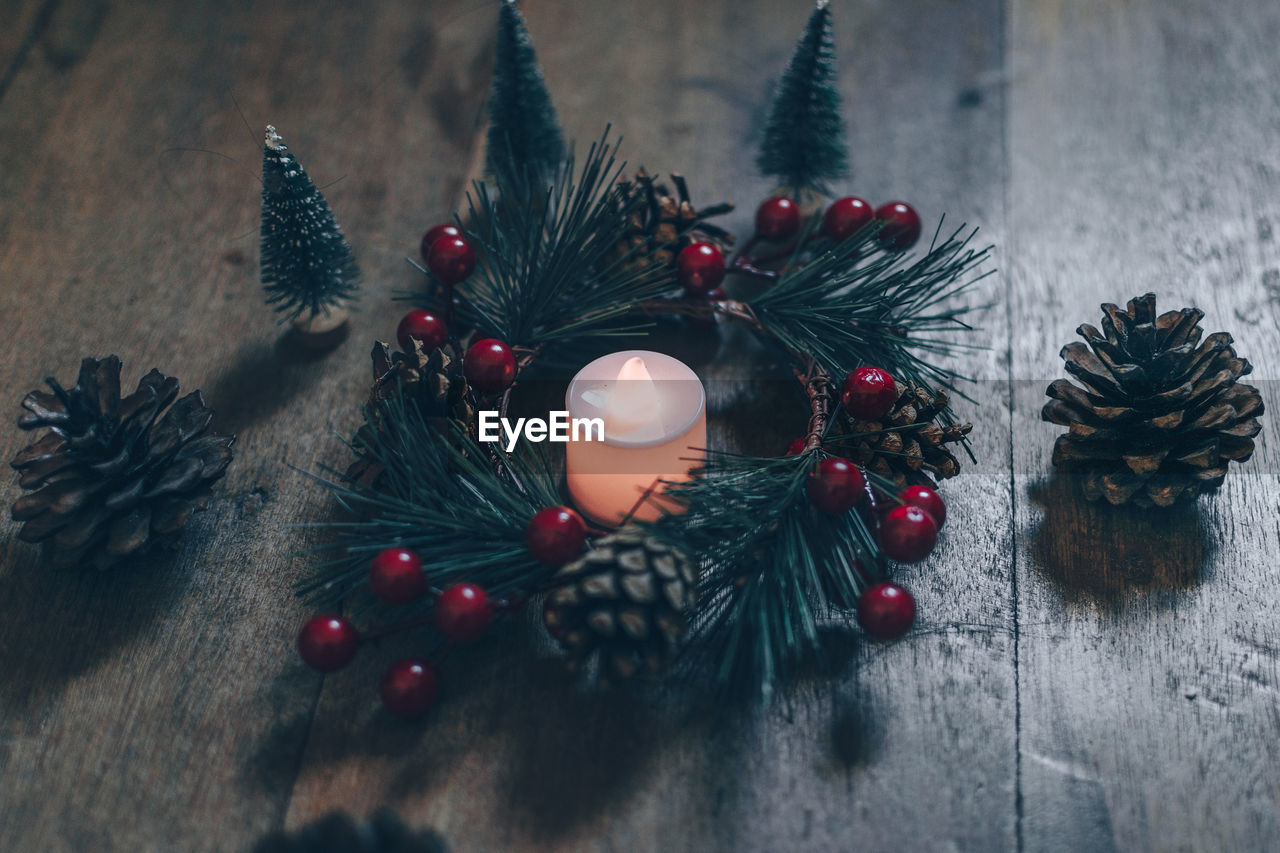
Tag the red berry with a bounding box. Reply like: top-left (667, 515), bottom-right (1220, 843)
top-left (841, 367), bottom-right (898, 420)
top-left (676, 242), bottom-right (726, 296)
top-left (898, 485), bottom-right (946, 529)
top-left (427, 234), bottom-right (477, 284)
top-left (435, 583), bottom-right (495, 643)
top-left (754, 196), bottom-right (801, 241)
top-left (526, 505), bottom-right (586, 566)
top-left (380, 660), bottom-right (439, 718)
top-left (874, 201), bottom-right (922, 251)
top-left (464, 338), bottom-right (517, 393)
top-left (805, 457), bottom-right (866, 515)
top-left (822, 196), bottom-right (874, 242)
top-left (420, 223), bottom-right (462, 263)
top-left (296, 614), bottom-right (358, 672)
top-left (880, 505), bottom-right (939, 563)
top-left (857, 582), bottom-right (916, 639)
top-left (369, 547), bottom-right (428, 604)
top-left (785, 437), bottom-right (808, 456)
top-left (395, 309), bottom-right (448, 354)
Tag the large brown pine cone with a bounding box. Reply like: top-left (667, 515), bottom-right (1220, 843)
top-left (612, 169), bottom-right (734, 268)
top-left (10, 356), bottom-right (234, 569)
top-left (1042, 293), bottom-right (1263, 507)
top-left (842, 382), bottom-right (972, 489)
top-left (543, 526), bottom-right (697, 680)
top-left (346, 340), bottom-right (474, 488)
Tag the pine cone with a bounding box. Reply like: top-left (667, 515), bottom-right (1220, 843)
top-left (843, 382), bottom-right (972, 489)
top-left (1043, 293), bottom-right (1263, 508)
top-left (543, 526), bottom-right (697, 680)
top-left (346, 340), bottom-right (475, 488)
top-left (366, 339), bottom-right (473, 422)
top-left (613, 169), bottom-right (734, 269)
top-left (10, 357), bottom-right (234, 569)
top-left (252, 809), bottom-right (447, 853)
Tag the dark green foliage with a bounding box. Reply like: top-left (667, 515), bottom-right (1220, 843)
top-left (298, 392), bottom-right (562, 609)
top-left (747, 220), bottom-right (994, 396)
top-left (486, 0), bottom-right (566, 190)
top-left (260, 126), bottom-right (360, 321)
top-left (645, 449), bottom-right (893, 697)
top-left (459, 130), bottom-right (674, 349)
top-left (756, 2), bottom-right (849, 193)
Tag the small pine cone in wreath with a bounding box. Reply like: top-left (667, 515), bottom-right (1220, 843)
top-left (543, 526), bottom-right (697, 680)
top-left (844, 383), bottom-right (973, 489)
top-left (1042, 293), bottom-right (1263, 508)
top-left (366, 339), bottom-right (474, 423)
top-left (251, 809), bottom-right (447, 853)
top-left (10, 356), bottom-right (234, 569)
top-left (346, 340), bottom-right (475, 488)
top-left (612, 168), bottom-right (734, 269)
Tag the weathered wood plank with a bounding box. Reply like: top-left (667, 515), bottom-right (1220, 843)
top-left (0, 1), bottom-right (491, 850)
top-left (0, 0), bottom-right (55, 102)
top-left (1008, 0), bottom-right (1280, 849)
top-left (284, 2), bottom-right (1017, 851)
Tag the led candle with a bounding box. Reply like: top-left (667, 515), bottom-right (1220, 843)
top-left (565, 350), bottom-right (706, 525)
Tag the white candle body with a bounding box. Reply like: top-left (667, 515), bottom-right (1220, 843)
top-left (565, 350), bottom-right (706, 525)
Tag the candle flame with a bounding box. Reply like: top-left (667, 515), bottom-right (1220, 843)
top-left (604, 356), bottom-right (664, 441)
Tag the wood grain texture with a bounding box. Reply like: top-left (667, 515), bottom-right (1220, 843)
top-left (284, 1), bottom-right (1016, 851)
top-left (2, 0), bottom-right (1278, 850)
top-left (1008, 0), bottom-right (1280, 849)
top-left (0, 1), bottom-right (491, 850)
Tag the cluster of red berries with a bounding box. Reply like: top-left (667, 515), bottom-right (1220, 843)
top-left (419, 223), bottom-right (477, 285)
top-left (674, 196), bottom-right (923, 297)
top-left (789, 364), bottom-right (947, 642)
top-left (295, 504), bottom-right (589, 717)
top-left (395, 225), bottom-right (520, 394)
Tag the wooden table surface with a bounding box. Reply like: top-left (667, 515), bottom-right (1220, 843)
top-left (2, 1), bottom-right (1278, 850)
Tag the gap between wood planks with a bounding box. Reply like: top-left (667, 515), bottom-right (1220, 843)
top-left (997, 1), bottom-right (1025, 849)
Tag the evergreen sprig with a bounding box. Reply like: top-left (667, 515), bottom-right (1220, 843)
top-left (298, 393), bottom-right (563, 609)
top-left (260, 126), bottom-right (360, 321)
top-left (746, 222), bottom-right (994, 393)
top-left (455, 130), bottom-right (674, 349)
top-left (645, 448), bottom-right (892, 696)
top-left (756, 1), bottom-right (849, 193)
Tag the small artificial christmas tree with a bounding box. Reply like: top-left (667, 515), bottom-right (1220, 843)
top-left (756, 0), bottom-right (850, 196)
top-left (485, 0), bottom-right (565, 190)
top-left (260, 125), bottom-right (359, 336)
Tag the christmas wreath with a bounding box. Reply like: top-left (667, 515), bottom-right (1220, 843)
top-left (280, 1), bottom-right (994, 713)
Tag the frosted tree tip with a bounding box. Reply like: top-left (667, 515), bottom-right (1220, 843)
top-left (265, 125), bottom-right (286, 151)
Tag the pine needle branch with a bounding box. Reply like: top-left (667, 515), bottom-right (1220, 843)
top-left (745, 222), bottom-right (994, 394)
top-left (296, 394), bottom-right (563, 608)
top-left (643, 449), bottom-right (886, 697)
top-left (452, 129), bottom-right (675, 350)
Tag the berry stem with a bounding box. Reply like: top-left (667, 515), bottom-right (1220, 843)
top-left (794, 358), bottom-right (831, 452)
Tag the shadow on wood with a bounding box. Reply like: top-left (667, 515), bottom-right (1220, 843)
top-left (0, 537), bottom-right (194, 713)
top-left (495, 679), bottom-right (687, 841)
top-left (203, 332), bottom-right (347, 437)
top-left (1027, 474), bottom-right (1209, 603)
